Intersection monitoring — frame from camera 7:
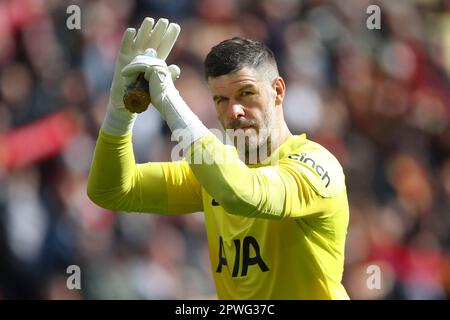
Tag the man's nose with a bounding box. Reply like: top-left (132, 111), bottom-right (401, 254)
top-left (226, 100), bottom-right (245, 120)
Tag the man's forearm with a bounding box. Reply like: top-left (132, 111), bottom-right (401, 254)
top-left (87, 130), bottom-right (167, 213)
top-left (87, 131), bottom-right (138, 210)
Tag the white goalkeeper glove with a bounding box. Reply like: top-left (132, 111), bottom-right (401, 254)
top-left (102, 17), bottom-right (181, 136)
top-left (122, 52), bottom-right (209, 144)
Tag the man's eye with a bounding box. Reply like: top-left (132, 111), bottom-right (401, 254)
top-left (241, 91), bottom-right (253, 97)
top-left (215, 97), bottom-right (228, 105)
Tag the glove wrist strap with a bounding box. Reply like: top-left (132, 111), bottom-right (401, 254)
top-left (101, 100), bottom-right (137, 136)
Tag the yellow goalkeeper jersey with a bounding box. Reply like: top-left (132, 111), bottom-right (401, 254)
top-left (87, 131), bottom-right (350, 300)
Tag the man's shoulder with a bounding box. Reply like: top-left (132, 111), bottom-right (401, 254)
top-left (284, 136), bottom-right (343, 170)
top-left (279, 136), bottom-right (346, 198)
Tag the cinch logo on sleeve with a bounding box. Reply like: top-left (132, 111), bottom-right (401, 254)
top-left (288, 152), bottom-right (331, 187)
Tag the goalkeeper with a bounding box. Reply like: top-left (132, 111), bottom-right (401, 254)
top-left (87, 17), bottom-right (350, 300)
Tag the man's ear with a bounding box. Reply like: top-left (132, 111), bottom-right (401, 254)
top-left (273, 76), bottom-right (286, 106)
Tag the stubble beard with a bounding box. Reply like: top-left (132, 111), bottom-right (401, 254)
top-left (226, 101), bottom-right (278, 165)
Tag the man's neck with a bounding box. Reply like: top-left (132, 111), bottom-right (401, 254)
top-left (244, 122), bottom-right (293, 165)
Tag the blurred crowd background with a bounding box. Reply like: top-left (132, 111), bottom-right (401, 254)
top-left (0, 0), bottom-right (449, 300)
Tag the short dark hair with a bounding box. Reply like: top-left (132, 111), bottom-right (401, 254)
top-left (204, 37), bottom-right (279, 79)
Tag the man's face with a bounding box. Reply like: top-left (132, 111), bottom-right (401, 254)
top-left (207, 67), bottom-right (277, 157)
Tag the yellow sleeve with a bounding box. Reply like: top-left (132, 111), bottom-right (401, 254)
top-left (87, 130), bottom-right (203, 214)
top-left (186, 134), bottom-right (346, 219)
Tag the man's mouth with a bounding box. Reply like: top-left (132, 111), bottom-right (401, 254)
top-left (227, 119), bottom-right (257, 130)
top-left (233, 124), bottom-right (257, 130)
